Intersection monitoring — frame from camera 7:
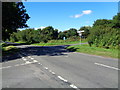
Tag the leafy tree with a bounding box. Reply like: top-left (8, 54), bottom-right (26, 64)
top-left (79, 26), bottom-right (91, 38)
top-left (88, 13), bottom-right (119, 49)
top-left (58, 31), bottom-right (66, 40)
top-left (111, 13), bottom-right (120, 28)
top-left (2, 2), bottom-right (30, 41)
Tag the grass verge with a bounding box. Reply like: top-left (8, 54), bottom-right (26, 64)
top-left (66, 44), bottom-right (118, 59)
top-left (2, 46), bottom-right (19, 56)
top-left (31, 40), bottom-right (87, 46)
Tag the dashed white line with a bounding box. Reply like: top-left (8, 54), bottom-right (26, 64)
top-left (28, 56), bottom-right (31, 58)
top-left (25, 61), bottom-right (31, 64)
top-left (58, 76), bottom-right (68, 82)
top-left (95, 62), bottom-right (120, 70)
top-left (70, 84), bottom-right (78, 89)
top-left (33, 60), bottom-right (38, 63)
top-left (22, 57), bottom-right (25, 59)
top-left (44, 67), bottom-right (48, 70)
top-left (31, 58), bottom-right (34, 60)
top-left (0, 66), bottom-right (12, 69)
top-left (23, 58), bottom-right (27, 61)
top-left (51, 72), bottom-right (55, 75)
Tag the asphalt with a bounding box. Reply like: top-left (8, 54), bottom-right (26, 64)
top-left (1, 45), bottom-right (119, 89)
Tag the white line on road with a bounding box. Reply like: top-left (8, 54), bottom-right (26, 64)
top-left (58, 76), bottom-right (68, 82)
top-left (31, 58), bottom-right (34, 60)
top-left (44, 67), bottom-right (48, 70)
top-left (28, 56), bottom-right (31, 58)
top-left (23, 58), bottom-right (27, 61)
top-left (22, 57), bottom-right (25, 59)
top-left (70, 84), bottom-right (78, 89)
top-left (33, 60), bottom-right (38, 63)
top-left (94, 62), bottom-right (120, 70)
top-left (0, 66), bottom-right (12, 69)
top-left (51, 72), bottom-right (55, 75)
top-left (25, 61), bottom-right (32, 64)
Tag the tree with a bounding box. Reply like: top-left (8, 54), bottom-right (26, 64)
top-left (93, 19), bottom-right (112, 27)
top-left (40, 26), bottom-right (58, 41)
top-left (88, 14), bottom-right (119, 49)
top-left (2, 2), bottom-right (30, 41)
top-left (111, 13), bottom-right (120, 28)
top-left (79, 26), bottom-right (91, 38)
top-left (58, 31), bottom-right (66, 39)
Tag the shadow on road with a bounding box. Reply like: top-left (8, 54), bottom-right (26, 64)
top-left (2, 45), bottom-right (75, 62)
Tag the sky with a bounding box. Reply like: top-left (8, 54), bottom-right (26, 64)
top-left (22, 2), bottom-right (118, 31)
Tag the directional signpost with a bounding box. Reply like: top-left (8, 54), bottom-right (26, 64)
top-left (77, 30), bottom-right (84, 45)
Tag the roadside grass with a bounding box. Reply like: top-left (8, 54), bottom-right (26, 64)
top-left (15, 41), bottom-right (26, 44)
top-left (31, 40), bottom-right (87, 46)
top-left (66, 44), bottom-right (118, 59)
top-left (2, 45), bottom-right (19, 56)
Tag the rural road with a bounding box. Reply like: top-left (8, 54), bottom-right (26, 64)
top-left (1, 45), bottom-right (118, 89)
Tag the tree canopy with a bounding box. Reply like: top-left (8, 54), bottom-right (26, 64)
top-left (88, 13), bottom-right (119, 49)
top-left (2, 2), bottom-right (30, 41)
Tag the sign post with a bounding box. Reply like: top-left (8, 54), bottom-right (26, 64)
top-left (77, 30), bottom-right (84, 45)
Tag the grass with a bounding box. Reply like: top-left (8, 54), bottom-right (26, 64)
top-left (31, 40), bottom-right (87, 46)
top-left (66, 44), bottom-right (118, 59)
top-left (2, 45), bottom-right (19, 56)
top-left (15, 41), bottom-right (26, 44)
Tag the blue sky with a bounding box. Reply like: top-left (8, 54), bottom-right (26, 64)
top-left (22, 2), bottom-right (118, 31)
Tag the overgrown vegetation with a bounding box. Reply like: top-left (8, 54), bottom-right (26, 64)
top-left (88, 13), bottom-right (120, 49)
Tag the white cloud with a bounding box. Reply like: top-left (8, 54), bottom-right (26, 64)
top-left (40, 26), bottom-right (46, 29)
top-left (82, 10), bottom-right (92, 14)
top-left (34, 26), bottom-right (46, 30)
top-left (70, 10), bottom-right (92, 18)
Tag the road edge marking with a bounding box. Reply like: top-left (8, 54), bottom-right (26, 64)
top-left (94, 62), bottom-right (119, 70)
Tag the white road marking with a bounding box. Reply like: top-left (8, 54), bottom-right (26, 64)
top-left (31, 58), bottom-right (34, 60)
top-left (70, 84), bottom-right (78, 89)
top-left (58, 76), bottom-right (68, 82)
top-left (28, 56), bottom-right (31, 58)
top-left (23, 58), bottom-right (27, 61)
top-left (95, 63), bottom-right (120, 70)
top-left (25, 61), bottom-right (31, 64)
top-left (0, 66), bottom-right (12, 69)
top-left (51, 72), bottom-right (55, 75)
top-left (44, 67), bottom-right (48, 70)
top-left (22, 57), bottom-right (25, 59)
top-left (38, 63), bottom-right (41, 64)
top-left (33, 60), bottom-right (38, 63)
